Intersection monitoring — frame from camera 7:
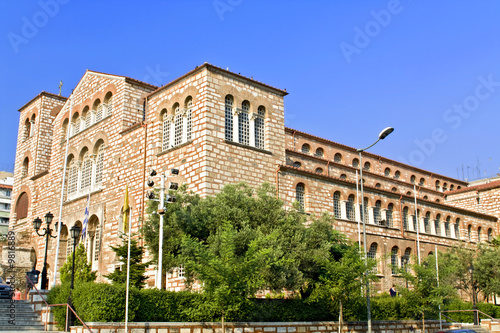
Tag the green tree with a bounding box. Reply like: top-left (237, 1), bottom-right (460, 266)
top-left (60, 243), bottom-right (96, 284)
top-left (105, 234), bottom-right (149, 289)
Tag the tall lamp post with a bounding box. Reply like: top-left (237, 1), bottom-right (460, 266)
top-left (356, 127), bottom-right (394, 333)
top-left (67, 225), bottom-right (81, 329)
top-left (33, 212), bottom-right (58, 290)
top-left (469, 264), bottom-right (479, 325)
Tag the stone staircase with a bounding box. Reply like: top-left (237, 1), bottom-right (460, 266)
top-left (0, 299), bottom-right (45, 331)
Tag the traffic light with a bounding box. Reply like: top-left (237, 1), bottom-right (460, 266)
top-left (146, 169), bottom-right (156, 200)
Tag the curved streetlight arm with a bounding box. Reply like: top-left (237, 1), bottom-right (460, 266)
top-left (357, 138), bottom-right (381, 153)
top-left (35, 228), bottom-right (48, 237)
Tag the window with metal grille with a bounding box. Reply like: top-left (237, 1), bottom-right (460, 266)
top-left (81, 155), bottom-right (92, 190)
top-left (414, 209), bottom-right (420, 231)
top-left (73, 118), bottom-right (80, 135)
top-left (333, 191), bottom-right (341, 219)
top-left (96, 104), bottom-right (103, 122)
top-left (238, 102), bottom-right (250, 145)
top-left (293, 161), bottom-right (301, 168)
top-left (346, 195), bottom-right (355, 221)
top-left (225, 95), bottom-right (233, 140)
top-left (67, 236), bottom-right (73, 258)
top-left (174, 112), bottom-right (183, 146)
top-left (352, 159), bottom-right (359, 168)
top-left (94, 225), bottom-right (100, 262)
top-left (178, 265), bottom-right (185, 279)
top-left (334, 153), bottom-right (342, 163)
top-left (107, 96), bottom-right (113, 116)
top-left (424, 212), bottom-right (431, 233)
top-left (367, 243), bottom-right (378, 273)
top-left (403, 207), bottom-right (409, 230)
top-left (387, 203), bottom-right (394, 227)
top-left (95, 146), bottom-right (104, 185)
top-left (187, 100), bottom-right (192, 141)
top-left (455, 219), bottom-right (460, 239)
top-left (255, 106), bottom-right (265, 149)
top-left (301, 143), bottom-right (310, 153)
top-left (85, 113), bottom-right (91, 128)
top-left (68, 162), bottom-right (78, 194)
top-left (315, 147), bottom-right (324, 157)
top-left (444, 217), bottom-right (450, 237)
top-left (391, 246), bottom-right (399, 274)
top-left (384, 168), bottom-right (391, 176)
top-left (296, 183), bottom-right (305, 211)
top-left (363, 162), bottom-right (371, 171)
top-left (374, 201), bottom-right (381, 225)
top-left (363, 198), bottom-right (369, 224)
top-left (435, 215), bottom-right (441, 235)
top-left (162, 113), bottom-right (170, 151)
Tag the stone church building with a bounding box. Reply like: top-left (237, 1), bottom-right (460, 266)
top-left (8, 63), bottom-right (499, 293)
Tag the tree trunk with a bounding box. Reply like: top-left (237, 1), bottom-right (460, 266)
top-left (336, 296), bottom-right (343, 333)
top-left (222, 309), bottom-right (225, 333)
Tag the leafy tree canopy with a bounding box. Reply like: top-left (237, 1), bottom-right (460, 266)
top-left (60, 243), bottom-right (96, 284)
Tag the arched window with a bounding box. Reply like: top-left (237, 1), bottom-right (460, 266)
top-left (293, 161), bottom-right (301, 168)
top-left (455, 218), bottom-right (460, 239)
top-left (333, 191), bottom-right (341, 219)
top-left (296, 183), bottom-right (305, 211)
top-left (391, 246), bottom-right (399, 274)
top-left (444, 216), bottom-right (450, 237)
top-left (104, 93), bottom-right (113, 117)
top-left (315, 147), bottom-right (324, 157)
top-left (410, 175), bottom-right (416, 184)
top-left (95, 145), bottom-right (104, 186)
top-left (435, 180), bottom-right (441, 191)
top-left (362, 198), bottom-right (369, 224)
top-left (174, 104), bottom-right (183, 146)
top-left (394, 170), bottom-right (401, 179)
top-left (403, 206), bottom-right (409, 230)
top-left (186, 97), bottom-right (193, 141)
top-left (387, 203), bottom-right (394, 227)
top-left (384, 168), bottom-right (391, 176)
top-left (225, 95), bottom-right (233, 140)
top-left (346, 194), bottom-right (355, 221)
top-left (95, 99), bottom-right (103, 123)
top-left (340, 174), bottom-right (347, 180)
top-left (22, 157), bottom-right (29, 178)
top-left (450, 184), bottom-right (455, 191)
top-left (415, 209), bottom-right (420, 232)
top-left (367, 243), bottom-right (378, 273)
top-left (24, 118), bottom-right (31, 140)
top-left (457, 186), bottom-right (462, 190)
top-left (71, 113), bottom-right (80, 136)
top-left (423, 195), bottom-right (428, 200)
top-left (363, 162), bottom-right (371, 171)
top-left (301, 143), bottom-right (310, 153)
top-left (391, 187), bottom-right (398, 192)
top-left (239, 101), bottom-right (250, 145)
top-left (374, 200), bottom-right (381, 225)
top-left (315, 167), bottom-right (323, 174)
top-left (419, 178), bottom-right (425, 186)
top-left (15, 192), bottom-right (29, 220)
top-left (434, 214), bottom-right (441, 235)
top-left (67, 159), bottom-right (78, 195)
top-left (402, 248), bottom-right (411, 269)
top-left (334, 153), bottom-right (342, 163)
top-left (468, 224), bottom-right (472, 241)
top-left (82, 106), bottom-right (91, 129)
top-left (424, 212), bottom-right (431, 233)
top-left (478, 227), bottom-right (482, 242)
top-left (81, 152), bottom-right (92, 191)
top-left (352, 158), bottom-right (359, 168)
top-left (406, 191), bottom-right (412, 195)
top-left (255, 106), bottom-right (265, 149)
top-left (442, 182), bottom-right (448, 191)
top-left (488, 228), bottom-right (493, 242)
top-left (162, 110), bottom-right (170, 151)
top-left (61, 118), bottom-right (69, 141)
top-left (375, 183), bottom-right (381, 188)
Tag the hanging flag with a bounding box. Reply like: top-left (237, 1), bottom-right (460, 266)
top-left (123, 185), bottom-right (130, 233)
top-left (82, 192), bottom-right (90, 240)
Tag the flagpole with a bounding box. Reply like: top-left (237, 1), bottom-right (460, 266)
top-left (356, 170), bottom-right (361, 247)
top-left (124, 191), bottom-right (132, 333)
top-left (414, 185), bottom-right (421, 264)
top-left (53, 94), bottom-right (73, 287)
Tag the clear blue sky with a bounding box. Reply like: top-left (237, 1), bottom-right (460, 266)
top-left (1, 0), bottom-right (500, 181)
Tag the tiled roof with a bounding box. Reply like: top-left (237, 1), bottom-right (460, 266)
top-left (446, 179), bottom-right (500, 195)
top-left (87, 70), bottom-right (158, 90)
top-left (18, 91), bottom-right (67, 112)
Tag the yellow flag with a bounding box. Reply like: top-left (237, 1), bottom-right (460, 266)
top-left (123, 185), bottom-right (130, 233)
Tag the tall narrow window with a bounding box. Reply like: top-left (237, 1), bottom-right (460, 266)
top-left (255, 106), bottom-right (265, 149)
top-left (94, 224), bottom-right (101, 262)
top-left (363, 198), bottom-right (369, 224)
top-left (162, 111), bottom-right (170, 151)
top-left (488, 228), bottom-right (493, 242)
top-left (434, 214), bottom-right (441, 235)
top-left (186, 99), bottom-right (193, 141)
top-left (333, 191), bottom-right (341, 219)
top-left (468, 224), bottom-right (472, 241)
top-left (410, 175), bottom-right (416, 184)
top-left (81, 153), bottom-right (92, 190)
top-left (296, 183), bottom-right (305, 212)
top-left (225, 95), bottom-right (233, 141)
top-left (402, 248), bottom-right (411, 270)
top-left (387, 203), bottom-right (394, 227)
top-left (445, 216), bottom-right (450, 237)
top-left (174, 111), bottom-right (183, 146)
top-left (22, 157), bottom-right (29, 178)
top-left (346, 195), bottom-right (355, 221)
top-left (83, 107), bottom-right (91, 129)
top-left (68, 161), bottom-right (78, 195)
top-left (106, 96), bottom-right (113, 116)
top-left (367, 243), bottom-right (378, 273)
top-left (424, 212), bottom-right (431, 233)
top-left (334, 153), bottom-right (342, 163)
top-left (374, 201), bottom-right (381, 225)
top-left (455, 218), bottom-right (460, 239)
top-left (96, 104), bottom-right (103, 122)
top-left (239, 101), bottom-right (250, 145)
top-left (478, 227), bottom-right (482, 243)
top-left (403, 206), bottom-right (409, 230)
top-left (95, 146), bottom-right (104, 185)
top-left (414, 209), bottom-right (420, 231)
top-left (391, 246), bottom-right (399, 274)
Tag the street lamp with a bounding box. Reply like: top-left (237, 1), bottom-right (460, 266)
top-left (33, 212), bottom-right (58, 290)
top-left (356, 126), bottom-right (394, 333)
top-left (468, 264), bottom-right (479, 325)
top-left (67, 225), bottom-right (81, 329)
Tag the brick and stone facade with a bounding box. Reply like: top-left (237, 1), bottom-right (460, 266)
top-left (8, 63), bottom-right (499, 293)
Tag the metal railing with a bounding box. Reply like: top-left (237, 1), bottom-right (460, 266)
top-left (440, 309), bottom-right (500, 326)
top-left (25, 274), bottom-right (94, 333)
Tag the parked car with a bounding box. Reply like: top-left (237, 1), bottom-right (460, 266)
top-left (0, 277), bottom-right (12, 299)
top-left (437, 330), bottom-right (477, 333)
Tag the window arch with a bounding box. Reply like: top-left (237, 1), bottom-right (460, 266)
top-left (419, 178), bottom-right (425, 186)
top-left (225, 95), bottom-right (234, 140)
top-left (362, 197), bottom-right (369, 224)
top-left (375, 183), bottom-right (381, 188)
top-left (301, 143), bottom-right (310, 153)
top-left (478, 227), bottom-right (482, 242)
top-left (424, 212), bottom-right (431, 233)
top-left (15, 192), bottom-right (29, 220)
top-left (333, 191), bottom-right (341, 219)
top-left (296, 183), bottom-right (305, 211)
top-left (315, 167), bottom-right (323, 174)
top-left (488, 228), bottom-right (493, 242)
top-left (410, 175), bottom-right (416, 184)
top-left (71, 112), bottom-right (80, 136)
top-left (82, 106), bottom-right (91, 129)
top-left (186, 97), bottom-right (193, 141)
top-left (174, 103), bottom-right (183, 146)
top-left (363, 162), bottom-right (371, 171)
top-left (450, 184), bottom-right (455, 191)
top-left (340, 174), bottom-right (347, 180)
top-left (67, 158), bottom-right (78, 195)
top-left (434, 214), bottom-right (441, 235)
top-left (374, 200), bottom-right (381, 225)
top-left (81, 151), bottom-right (92, 191)
top-left (24, 118), bottom-right (31, 140)
top-left (334, 153), bottom-right (342, 163)
top-left (239, 101), bottom-right (250, 145)
top-left (367, 243), bottom-right (378, 273)
top-left (391, 187), bottom-right (398, 192)
top-left (391, 246), bottom-right (399, 274)
top-left (95, 144), bottom-right (105, 186)
top-left (346, 194), bottom-right (355, 221)
top-left (444, 216), bottom-right (450, 237)
top-left (384, 168), bottom-right (391, 176)
top-left (255, 106), bottom-right (265, 149)
top-left (61, 118), bottom-right (69, 141)
top-left (93, 98), bottom-right (103, 123)
top-left (394, 170), bottom-right (401, 179)
top-left (161, 109), bottom-right (170, 150)
top-left (352, 158), bottom-right (359, 168)
top-left (403, 206), bottom-right (409, 230)
top-left (442, 182), bottom-right (448, 191)
top-left (387, 203), bottom-right (394, 227)
top-left (435, 180), bottom-right (441, 191)
top-left (22, 157), bottom-right (29, 177)
top-left (293, 161), bottom-right (301, 168)
top-left (315, 147), bottom-right (324, 157)
top-left (402, 248), bottom-right (411, 268)
top-left (103, 92), bottom-right (113, 117)
top-left (455, 218), bottom-right (460, 239)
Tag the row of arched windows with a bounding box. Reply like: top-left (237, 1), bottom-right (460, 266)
top-left (225, 95), bottom-right (266, 149)
top-left (66, 142), bottom-right (105, 200)
top-left (23, 114), bottom-right (36, 141)
top-left (64, 93), bottom-right (113, 139)
top-left (162, 96), bottom-right (193, 151)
